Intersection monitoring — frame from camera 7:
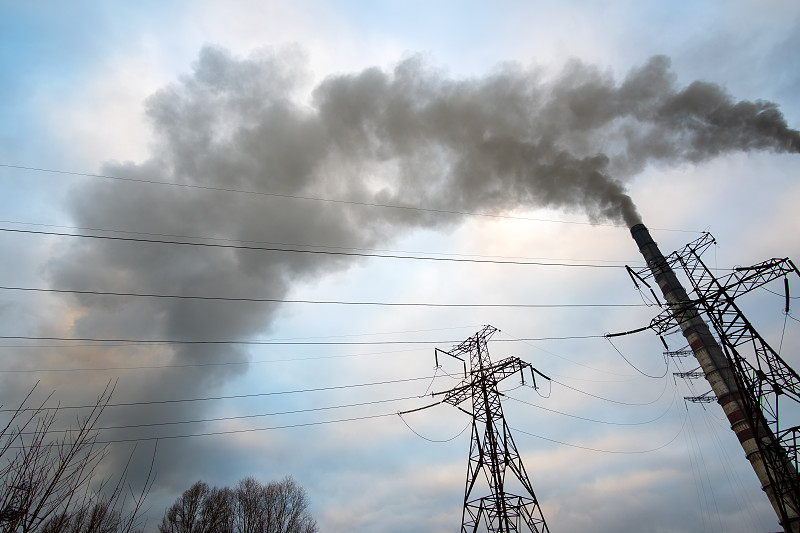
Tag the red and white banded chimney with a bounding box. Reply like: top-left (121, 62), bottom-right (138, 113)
top-left (631, 223), bottom-right (799, 532)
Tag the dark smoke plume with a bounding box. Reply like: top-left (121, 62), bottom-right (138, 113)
top-left (42, 48), bottom-right (799, 478)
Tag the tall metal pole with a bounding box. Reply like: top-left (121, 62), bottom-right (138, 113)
top-left (631, 223), bottom-right (800, 531)
top-left (433, 325), bottom-right (550, 533)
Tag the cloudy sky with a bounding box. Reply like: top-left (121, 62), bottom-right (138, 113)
top-left (1, 1), bottom-right (800, 531)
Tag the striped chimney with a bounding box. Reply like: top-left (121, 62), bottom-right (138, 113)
top-left (631, 223), bottom-right (799, 532)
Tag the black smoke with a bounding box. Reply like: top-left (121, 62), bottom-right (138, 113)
top-left (39, 47), bottom-right (799, 493)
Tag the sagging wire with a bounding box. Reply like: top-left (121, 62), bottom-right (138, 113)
top-left (604, 335), bottom-right (670, 379)
top-left (684, 413), bottom-right (710, 533)
top-left (684, 405), bottom-right (716, 531)
top-left (698, 397), bottom-right (763, 532)
top-left (436, 365), bottom-right (467, 381)
top-left (676, 364), bottom-right (758, 530)
top-left (506, 381), bottom-right (678, 426)
top-left (673, 347), bottom-right (730, 532)
top-left (779, 312), bottom-right (789, 356)
top-left (550, 370), bottom-right (670, 406)
top-left (420, 366), bottom-right (440, 397)
top-left (625, 265), bottom-right (662, 307)
top-left (763, 287), bottom-right (800, 300)
top-left (397, 413), bottom-right (470, 443)
top-left (530, 377), bottom-right (552, 399)
top-left (500, 328), bottom-right (636, 378)
top-left (509, 401), bottom-right (689, 455)
top-left (499, 383), bottom-right (526, 395)
top-left (499, 380), bottom-right (551, 399)
top-left (396, 401), bottom-right (470, 443)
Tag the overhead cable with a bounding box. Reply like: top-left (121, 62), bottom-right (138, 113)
top-left (510, 410), bottom-right (687, 454)
top-left (19, 394), bottom-right (422, 434)
top-left (7, 413), bottom-right (398, 447)
top-left (0, 228), bottom-right (625, 268)
top-left (397, 411), bottom-right (470, 443)
top-left (0, 163), bottom-right (625, 228)
top-left (0, 219), bottom-right (641, 265)
top-left (505, 386), bottom-right (677, 426)
top-left (0, 347), bottom-right (424, 371)
top-left (0, 164), bottom-right (703, 233)
top-left (604, 336), bottom-right (670, 379)
top-left (0, 285), bottom-right (648, 309)
top-left (0, 333), bottom-right (608, 346)
top-left (0, 375), bottom-right (435, 412)
top-left (550, 374), bottom-right (671, 406)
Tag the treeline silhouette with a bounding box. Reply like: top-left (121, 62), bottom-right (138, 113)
top-left (158, 477), bottom-right (317, 533)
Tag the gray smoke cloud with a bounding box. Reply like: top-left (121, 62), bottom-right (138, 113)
top-left (43, 47), bottom-right (799, 494)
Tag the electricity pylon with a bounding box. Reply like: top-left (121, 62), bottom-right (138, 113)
top-left (432, 325), bottom-right (550, 533)
top-left (631, 226), bottom-right (800, 531)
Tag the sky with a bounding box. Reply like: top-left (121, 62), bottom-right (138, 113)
top-left (1, 1), bottom-right (800, 532)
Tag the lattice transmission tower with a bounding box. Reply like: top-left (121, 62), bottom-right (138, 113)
top-left (431, 325), bottom-right (550, 533)
top-left (630, 226), bottom-right (800, 531)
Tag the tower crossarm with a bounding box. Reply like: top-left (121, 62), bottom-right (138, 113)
top-left (674, 242), bottom-right (800, 406)
top-left (674, 366), bottom-right (704, 379)
top-left (645, 255), bottom-right (799, 343)
top-left (630, 232), bottom-right (797, 299)
top-left (434, 382), bottom-right (473, 407)
top-left (433, 357), bottom-right (537, 407)
top-left (645, 242), bottom-right (800, 422)
top-left (630, 232), bottom-right (715, 284)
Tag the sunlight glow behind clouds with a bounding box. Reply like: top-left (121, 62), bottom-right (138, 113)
top-left (1, 1), bottom-right (799, 532)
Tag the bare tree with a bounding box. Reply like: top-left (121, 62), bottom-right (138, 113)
top-left (201, 486), bottom-right (234, 532)
top-left (40, 500), bottom-right (122, 533)
top-left (160, 476), bottom-right (317, 533)
top-left (158, 481), bottom-right (233, 533)
top-left (259, 477), bottom-right (317, 533)
top-left (0, 383), bottom-right (153, 532)
top-left (233, 477), bottom-right (264, 533)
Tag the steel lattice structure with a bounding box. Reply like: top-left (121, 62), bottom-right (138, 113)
top-left (432, 325), bottom-right (550, 533)
top-left (631, 226), bottom-right (800, 531)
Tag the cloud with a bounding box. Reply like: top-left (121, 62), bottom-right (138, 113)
top-left (23, 45), bottom-right (799, 530)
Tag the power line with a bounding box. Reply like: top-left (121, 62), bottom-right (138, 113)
top-left (15, 408), bottom-right (690, 448)
top-left (0, 375), bottom-right (435, 412)
top-left (0, 163), bottom-right (702, 234)
top-left (0, 333), bottom-right (608, 346)
top-left (0, 285), bottom-right (649, 309)
top-left (550, 374), bottom-right (671, 406)
top-left (0, 335), bottom-right (449, 346)
top-left (0, 219), bottom-right (642, 266)
top-left (605, 335), bottom-right (670, 378)
top-left (0, 325), bottom-right (484, 351)
top-left (8, 412), bottom-right (399, 446)
top-left (397, 412), bottom-right (471, 443)
top-left (762, 286), bottom-right (800, 300)
top-left (509, 409), bottom-right (687, 454)
top-left (505, 385), bottom-right (677, 426)
top-left (0, 163), bottom-right (622, 227)
top-left (499, 329), bottom-right (639, 378)
top-left (0, 347), bottom-right (425, 371)
top-left (21, 394), bottom-right (422, 434)
top-left (0, 331), bottom-right (611, 374)
top-left (0, 227), bottom-right (625, 268)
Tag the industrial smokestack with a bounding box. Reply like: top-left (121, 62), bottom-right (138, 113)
top-left (631, 223), bottom-right (799, 532)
